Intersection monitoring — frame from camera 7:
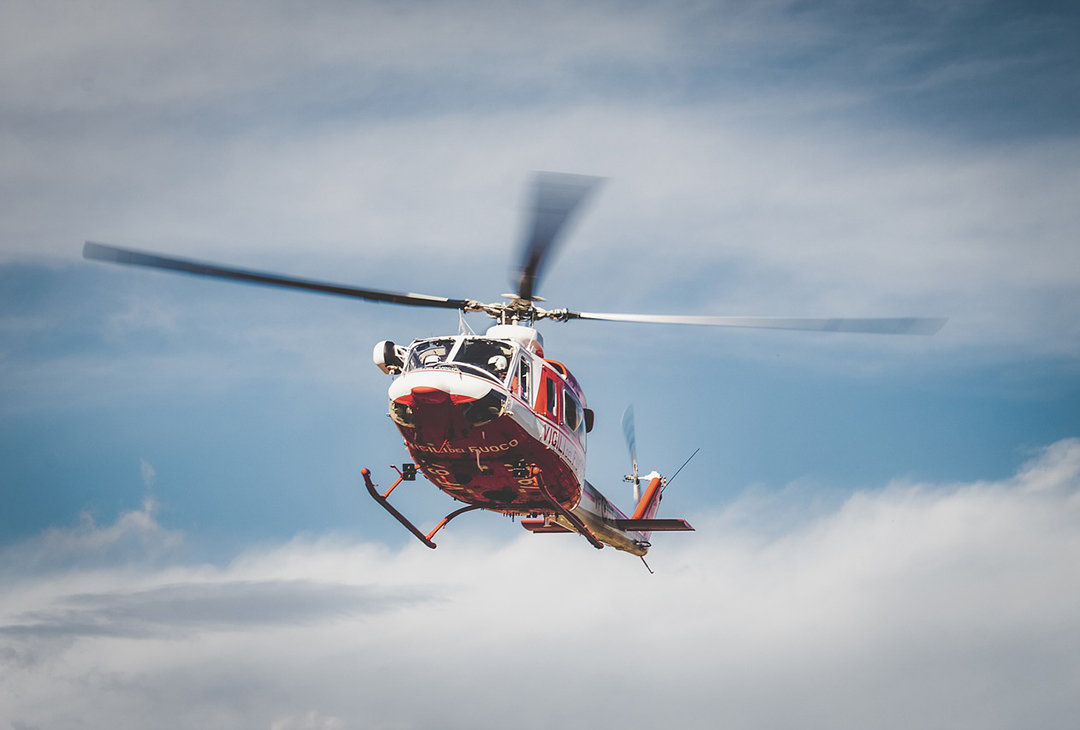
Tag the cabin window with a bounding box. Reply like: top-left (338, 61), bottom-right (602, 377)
top-left (407, 338), bottom-right (455, 370)
top-left (453, 338), bottom-right (514, 383)
top-left (563, 389), bottom-right (585, 437)
top-left (539, 373), bottom-right (558, 419)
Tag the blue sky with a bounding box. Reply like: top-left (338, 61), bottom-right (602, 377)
top-left (2, 1), bottom-right (1080, 728)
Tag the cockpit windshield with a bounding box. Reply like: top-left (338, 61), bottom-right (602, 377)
top-left (407, 338), bottom-right (456, 370)
top-left (453, 338), bottom-right (515, 383)
top-left (405, 337), bottom-right (517, 384)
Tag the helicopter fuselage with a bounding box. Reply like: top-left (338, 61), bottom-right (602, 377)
top-left (386, 327), bottom-right (588, 513)
top-left (382, 327), bottom-right (662, 554)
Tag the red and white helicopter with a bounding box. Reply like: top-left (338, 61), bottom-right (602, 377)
top-left (84, 172), bottom-right (945, 565)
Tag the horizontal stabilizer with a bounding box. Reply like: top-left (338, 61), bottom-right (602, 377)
top-left (521, 519), bottom-right (573, 534)
top-left (611, 518), bottom-right (694, 532)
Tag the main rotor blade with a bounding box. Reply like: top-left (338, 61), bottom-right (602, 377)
top-left (515, 172), bottom-right (603, 301)
top-left (567, 311), bottom-right (947, 335)
top-left (83, 242), bottom-right (471, 310)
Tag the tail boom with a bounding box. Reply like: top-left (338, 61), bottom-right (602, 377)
top-left (521, 476), bottom-right (693, 556)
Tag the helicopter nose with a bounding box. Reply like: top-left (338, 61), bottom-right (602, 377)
top-left (410, 386), bottom-right (451, 405)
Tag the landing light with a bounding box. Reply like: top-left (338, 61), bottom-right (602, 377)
top-left (389, 401), bottom-right (414, 427)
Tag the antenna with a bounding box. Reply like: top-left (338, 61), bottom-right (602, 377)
top-left (458, 309), bottom-right (476, 335)
top-left (665, 448), bottom-right (700, 491)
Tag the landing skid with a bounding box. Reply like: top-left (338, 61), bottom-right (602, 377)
top-left (361, 465), bottom-right (482, 549)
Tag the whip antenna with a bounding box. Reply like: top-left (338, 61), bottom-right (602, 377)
top-left (665, 448), bottom-right (700, 490)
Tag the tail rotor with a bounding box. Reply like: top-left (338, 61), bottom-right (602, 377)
top-left (622, 405), bottom-right (640, 501)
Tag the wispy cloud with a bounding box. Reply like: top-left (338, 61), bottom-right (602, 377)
top-left (0, 495), bottom-right (182, 580)
top-left (139, 458), bottom-right (157, 490)
top-left (3, 439), bottom-right (1079, 729)
top-left (2, 579), bottom-right (431, 640)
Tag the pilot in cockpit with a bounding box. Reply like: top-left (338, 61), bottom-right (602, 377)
top-left (487, 354), bottom-right (509, 380)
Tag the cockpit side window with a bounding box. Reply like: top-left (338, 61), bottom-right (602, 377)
top-left (407, 339), bottom-right (456, 370)
top-left (454, 339), bottom-right (515, 383)
top-left (515, 354), bottom-right (532, 401)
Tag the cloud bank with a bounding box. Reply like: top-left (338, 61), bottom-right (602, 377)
top-left (3, 439), bottom-right (1079, 729)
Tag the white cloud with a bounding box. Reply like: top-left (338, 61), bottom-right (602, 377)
top-left (1, 0), bottom-right (1077, 361)
top-left (3, 439), bottom-right (1079, 729)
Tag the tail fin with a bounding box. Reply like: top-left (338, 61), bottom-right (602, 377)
top-left (631, 472), bottom-right (665, 521)
top-left (614, 472), bottom-right (693, 539)
top-left (618, 411), bottom-right (697, 542)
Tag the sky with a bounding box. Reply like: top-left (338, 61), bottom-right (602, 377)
top-left (2, 0), bottom-right (1079, 728)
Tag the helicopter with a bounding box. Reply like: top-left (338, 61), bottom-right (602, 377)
top-left (83, 172), bottom-right (946, 564)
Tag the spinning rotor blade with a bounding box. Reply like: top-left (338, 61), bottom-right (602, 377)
top-left (622, 406), bottom-right (638, 473)
top-left (566, 311), bottom-right (947, 335)
top-left (622, 406), bottom-right (639, 499)
top-left (83, 242), bottom-right (471, 310)
top-left (516, 172), bottom-right (603, 301)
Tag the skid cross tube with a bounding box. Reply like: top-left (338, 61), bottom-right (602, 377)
top-left (361, 467), bottom-right (483, 549)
